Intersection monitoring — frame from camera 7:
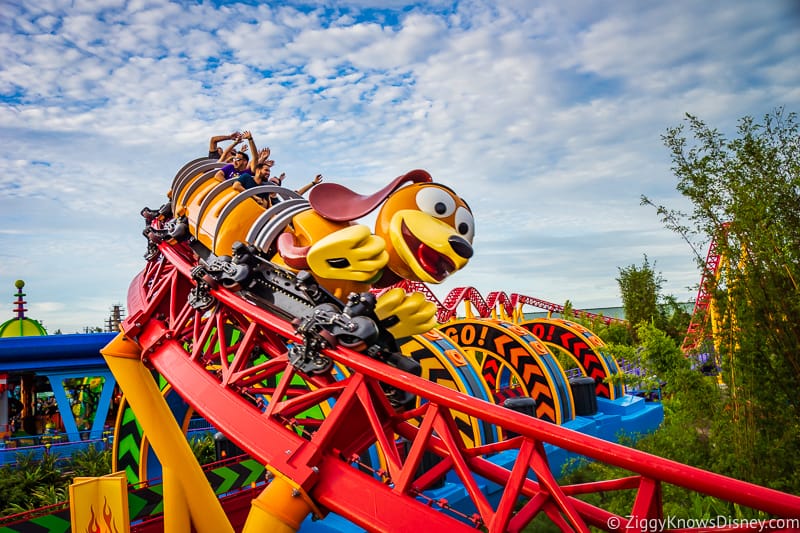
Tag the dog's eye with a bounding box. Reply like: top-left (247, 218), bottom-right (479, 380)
top-left (416, 187), bottom-right (455, 218)
top-left (455, 206), bottom-right (474, 241)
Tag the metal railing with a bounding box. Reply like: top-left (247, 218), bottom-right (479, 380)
top-left (0, 431), bottom-right (113, 466)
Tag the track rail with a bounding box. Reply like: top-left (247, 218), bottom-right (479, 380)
top-left (384, 280), bottom-right (625, 325)
top-left (681, 231), bottom-right (726, 353)
top-left (120, 237), bottom-right (800, 532)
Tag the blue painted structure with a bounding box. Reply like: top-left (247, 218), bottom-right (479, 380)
top-left (0, 332), bottom-right (115, 371)
top-left (0, 333), bottom-right (117, 444)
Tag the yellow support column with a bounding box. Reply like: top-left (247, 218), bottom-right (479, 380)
top-left (464, 300), bottom-right (474, 319)
top-left (497, 304), bottom-right (510, 322)
top-left (163, 466), bottom-right (191, 532)
top-left (243, 475), bottom-right (315, 533)
top-left (101, 333), bottom-right (233, 533)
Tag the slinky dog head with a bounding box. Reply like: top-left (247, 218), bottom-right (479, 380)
top-left (308, 170), bottom-right (475, 284)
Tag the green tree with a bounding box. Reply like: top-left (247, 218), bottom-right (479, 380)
top-left (0, 452), bottom-right (64, 514)
top-left (69, 444), bottom-right (111, 478)
top-left (615, 255), bottom-right (689, 342)
top-left (645, 108), bottom-right (800, 492)
top-left (189, 433), bottom-right (217, 465)
top-left (657, 294), bottom-right (691, 341)
top-left (617, 254), bottom-right (662, 332)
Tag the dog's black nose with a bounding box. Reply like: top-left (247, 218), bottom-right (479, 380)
top-left (449, 235), bottom-right (473, 259)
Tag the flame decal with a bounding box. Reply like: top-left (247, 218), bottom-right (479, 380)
top-left (103, 497), bottom-right (120, 533)
top-left (84, 498), bottom-right (119, 533)
top-left (86, 506), bottom-right (101, 533)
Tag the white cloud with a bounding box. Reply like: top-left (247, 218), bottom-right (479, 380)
top-left (0, 0), bottom-right (797, 331)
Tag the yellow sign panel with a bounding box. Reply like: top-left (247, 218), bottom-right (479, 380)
top-left (69, 471), bottom-right (130, 533)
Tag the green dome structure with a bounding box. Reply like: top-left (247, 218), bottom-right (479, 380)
top-left (0, 280), bottom-right (47, 337)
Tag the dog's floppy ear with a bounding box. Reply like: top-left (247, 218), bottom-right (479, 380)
top-left (308, 169), bottom-right (432, 222)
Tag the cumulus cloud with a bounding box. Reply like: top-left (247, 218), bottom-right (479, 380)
top-left (0, 0), bottom-right (798, 332)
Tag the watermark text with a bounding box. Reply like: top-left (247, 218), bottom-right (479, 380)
top-left (605, 515), bottom-right (800, 532)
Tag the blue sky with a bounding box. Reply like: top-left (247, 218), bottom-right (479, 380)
top-left (1, 0), bottom-right (798, 333)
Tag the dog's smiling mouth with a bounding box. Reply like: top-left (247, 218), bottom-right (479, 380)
top-left (401, 221), bottom-right (455, 282)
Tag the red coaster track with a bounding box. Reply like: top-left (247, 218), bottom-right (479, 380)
top-left (120, 233), bottom-right (800, 532)
top-left (382, 280), bottom-right (626, 325)
top-left (681, 231), bottom-right (726, 353)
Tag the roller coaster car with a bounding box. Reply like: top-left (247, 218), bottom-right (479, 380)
top-left (147, 165), bottom-right (475, 407)
top-left (168, 166), bottom-right (475, 339)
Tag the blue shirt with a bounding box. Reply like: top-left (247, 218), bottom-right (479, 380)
top-left (235, 173), bottom-right (258, 189)
top-left (235, 173), bottom-right (273, 204)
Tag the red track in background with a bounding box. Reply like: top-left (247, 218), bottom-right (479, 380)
top-left (681, 231), bottom-right (726, 353)
top-left (120, 236), bottom-right (800, 532)
top-left (379, 280), bottom-right (626, 325)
